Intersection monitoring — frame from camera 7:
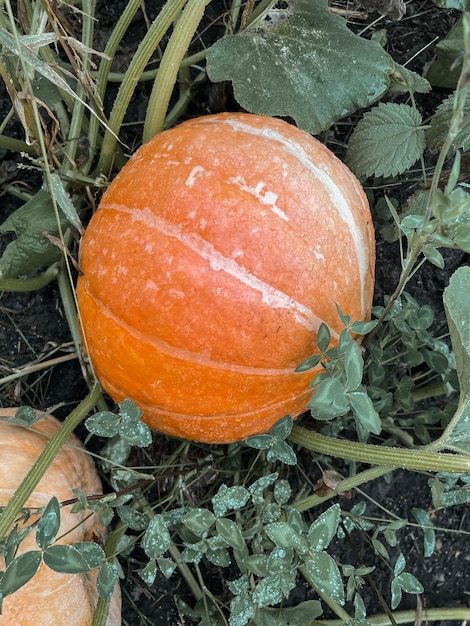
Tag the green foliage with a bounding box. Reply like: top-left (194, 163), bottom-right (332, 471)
top-left (206, 0), bottom-right (394, 134)
top-left (85, 399), bottom-right (152, 447)
top-left (346, 103), bottom-right (426, 179)
top-left (244, 415), bottom-right (297, 465)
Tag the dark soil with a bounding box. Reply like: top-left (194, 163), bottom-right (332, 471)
top-left (1, 1), bottom-right (469, 625)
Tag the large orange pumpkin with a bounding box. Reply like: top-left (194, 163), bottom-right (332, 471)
top-left (77, 113), bottom-right (375, 444)
top-left (0, 408), bottom-right (121, 625)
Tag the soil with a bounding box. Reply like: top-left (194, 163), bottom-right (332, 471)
top-left (0, 1), bottom-right (469, 625)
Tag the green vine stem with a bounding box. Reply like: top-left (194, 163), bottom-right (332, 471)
top-left (142, 0), bottom-right (211, 141)
top-left (96, 0), bottom-right (189, 177)
top-left (289, 425), bottom-right (470, 474)
top-left (318, 607), bottom-right (470, 625)
top-left (0, 263), bottom-right (60, 291)
top-left (0, 384), bottom-right (102, 540)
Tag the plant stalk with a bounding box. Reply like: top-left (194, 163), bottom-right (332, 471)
top-left (0, 384), bottom-right (102, 540)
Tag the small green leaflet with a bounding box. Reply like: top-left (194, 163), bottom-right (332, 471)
top-left (426, 92), bottom-right (470, 153)
top-left (346, 102), bottom-right (426, 179)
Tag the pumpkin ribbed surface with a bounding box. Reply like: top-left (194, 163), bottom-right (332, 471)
top-left (0, 408), bottom-right (121, 626)
top-left (77, 112), bottom-right (375, 443)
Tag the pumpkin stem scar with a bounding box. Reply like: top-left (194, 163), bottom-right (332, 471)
top-left (101, 202), bottom-right (337, 337)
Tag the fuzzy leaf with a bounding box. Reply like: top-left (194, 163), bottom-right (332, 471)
top-left (206, 0), bottom-right (393, 134)
top-left (346, 102), bottom-right (425, 178)
top-left (0, 189), bottom-right (68, 278)
top-left (427, 92), bottom-right (470, 153)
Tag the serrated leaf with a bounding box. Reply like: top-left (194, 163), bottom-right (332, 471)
top-left (426, 92), bottom-right (470, 152)
top-left (206, 0), bottom-right (393, 135)
top-left (0, 551), bottom-right (42, 596)
top-left (387, 64), bottom-right (431, 95)
top-left (346, 103), bottom-right (425, 179)
top-left (0, 189), bottom-right (68, 278)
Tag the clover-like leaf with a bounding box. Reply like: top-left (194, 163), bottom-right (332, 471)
top-left (346, 103), bottom-right (425, 179)
top-left (206, 0), bottom-right (393, 134)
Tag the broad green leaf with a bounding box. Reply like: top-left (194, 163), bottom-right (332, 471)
top-left (273, 480), bottom-right (291, 505)
top-left (346, 103), bottom-right (425, 179)
top-left (36, 496), bottom-right (61, 549)
top-left (206, 0), bottom-right (393, 134)
top-left (0, 551), bottom-right (41, 596)
top-left (139, 559), bottom-right (158, 585)
top-left (426, 92), bottom-right (470, 153)
top-left (344, 341), bottom-right (364, 391)
top-left (97, 561), bottom-right (119, 600)
top-left (308, 377), bottom-right (350, 420)
top-left (230, 592), bottom-right (254, 626)
top-left (142, 515), bottom-right (171, 559)
top-left (118, 399), bottom-right (142, 421)
top-left (0, 189), bottom-right (68, 278)
top-left (252, 570), bottom-right (297, 608)
top-left (305, 551), bottom-right (345, 604)
top-left (307, 504), bottom-right (340, 551)
top-left (395, 572), bottom-right (424, 594)
top-left (426, 16), bottom-right (464, 88)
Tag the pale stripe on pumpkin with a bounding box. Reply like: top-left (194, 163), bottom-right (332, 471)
top-left (205, 117), bottom-right (369, 318)
top-left (99, 203), bottom-right (336, 337)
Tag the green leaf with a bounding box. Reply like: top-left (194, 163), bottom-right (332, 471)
top-left (118, 415), bottom-right (152, 447)
top-left (348, 390), bottom-right (381, 435)
top-left (244, 434), bottom-right (273, 449)
top-left (139, 560), bottom-right (158, 585)
top-left (426, 92), bottom-right (470, 153)
top-left (266, 439), bottom-right (297, 465)
top-left (387, 64), bottom-right (431, 96)
top-left (142, 515), bottom-right (171, 559)
top-left (0, 189), bottom-right (68, 278)
top-left (270, 414), bottom-right (293, 440)
top-left (444, 266), bottom-right (470, 397)
top-left (49, 173), bottom-right (82, 232)
top-left (307, 504), bottom-right (341, 551)
top-left (230, 592), bottom-right (254, 626)
top-left (0, 551), bottom-right (42, 597)
top-left (395, 572), bottom-right (424, 594)
top-left (182, 509), bottom-right (216, 536)
top-left (411, 507), bottom-right (436, 558)
top-left (206, 0), bottom-right (393, 135)
top-left (254, 600), bottom-right (323, 626)
top-left (36, 496), bottom-right (61, 549)
top-left (157, 556), bottom-right (177, 579)
top-left (344, 341), bottom-right (364, 391)
top-left (308, 377), bottom-right (350, 420)
top-left (116, 506), bottom-right (149, 531)
top-left (97, 561), bottom-right (119, 600)
top-left (216, 518), bottom-right (246, 551)
top-left (265, 522), bottom-right (307, 552)
top-left (43, 544), bottom-right (92, 573)
top-left (391, 577), bottom-right (402, 609)
top-left (85, 411), bottom-right (120, 438)
top-left (317, 323), bottom-right (331, 353)
top-left (346, 103), bottom-right (425, 179)
top-left (212, 485), bottom-right (250, 517)
top-left (305, 551), bottom-right (344, 604)
top-left (394, 553), bottom-right (406, 576)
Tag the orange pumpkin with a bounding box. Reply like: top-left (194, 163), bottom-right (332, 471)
top-left (0, 408), bottom-right (121, 626)
top-left (77, 113), bottom-right (375, 443)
